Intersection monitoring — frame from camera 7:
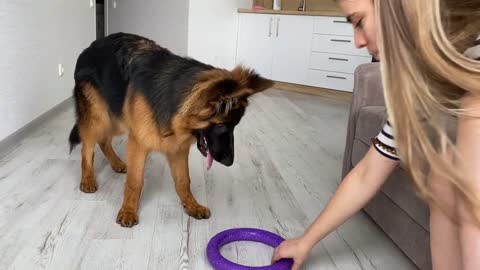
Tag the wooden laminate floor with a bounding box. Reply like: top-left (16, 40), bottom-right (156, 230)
top-left (0, 90), bottom-right (417, 270)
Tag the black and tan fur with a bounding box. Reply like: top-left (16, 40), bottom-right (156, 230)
top-left (69, 33), bottom-right (273, 227)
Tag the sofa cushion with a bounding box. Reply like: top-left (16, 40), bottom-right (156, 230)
top-left (365, 190), bottom-right (432, 270)
top-left (351, 137), bottom-right (370, 168)
top-left (383, 168), bottom-right (430, 230)
top-left (355, 106), bottom-right (386, 146)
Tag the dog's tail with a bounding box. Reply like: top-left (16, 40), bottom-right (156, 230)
top-left (69, 124), bottom-right (80, 153)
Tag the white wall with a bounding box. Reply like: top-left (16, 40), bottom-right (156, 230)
top-left (188, 0), bottom-right (253, 69)
top-left (105, 0), bottom-right (252, 69)
top-left (0, 1), bottom-right (96, 142)
top-left (107, 0), bottom-right (189, 56)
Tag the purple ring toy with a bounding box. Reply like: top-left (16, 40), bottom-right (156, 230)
top-left (207, 228), bottom-right (294, 270)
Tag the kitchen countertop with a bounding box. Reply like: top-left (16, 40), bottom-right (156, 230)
top-left (238, 8), bottom-right (344, 17)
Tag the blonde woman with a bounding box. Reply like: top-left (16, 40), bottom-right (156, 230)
top-left (272, 0), bottom-right (480, 269)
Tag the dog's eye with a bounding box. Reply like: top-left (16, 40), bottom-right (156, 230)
top-left (214, 98), bottom-right (242, 118)
top-left (215, 102), bottom-right (226, 114)
top-left (222, 99), bottom-right (233, 114)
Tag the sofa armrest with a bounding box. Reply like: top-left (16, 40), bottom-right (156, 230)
top-left (351, 63), bottom-right (384, 109)
top-left (341, 63), bottom-right (385, 178)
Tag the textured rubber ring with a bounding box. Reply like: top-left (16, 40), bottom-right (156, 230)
top-left (207, 228), bottom-right (293, 270)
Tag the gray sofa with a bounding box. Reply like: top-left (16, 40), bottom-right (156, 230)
top-left (342, 63), bottom-right (431, 270)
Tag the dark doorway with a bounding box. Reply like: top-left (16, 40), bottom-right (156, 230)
top-left (96, 0), bottom-right (105, 39)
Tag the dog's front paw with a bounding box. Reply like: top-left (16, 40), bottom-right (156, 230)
top-left (116, 209), bottom-right (139, 227)
top-left (185, 204), bottom-right (211, 219)
top-left (80, 178), bottom-right (97, 193)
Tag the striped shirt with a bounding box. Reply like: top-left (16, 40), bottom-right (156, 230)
top-left (372, 121), bottom-right (399, 160)
top-left (373, 38), bottom-right (480, 161)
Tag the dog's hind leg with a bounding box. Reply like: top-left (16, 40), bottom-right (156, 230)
top-left (80, 133), bottom-right (98, 193)
top-left (99, 137), bottom-right (126, 173)
top-left (167, 147), bottom-right (211, 219)
top-left (75, 81), bottom-right (110, 193)
top-left (116, 135), bottom-right (148, 227)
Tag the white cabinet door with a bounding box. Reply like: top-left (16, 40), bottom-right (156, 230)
top-left (271, 15), bottom-right (314, 85)
top-left (236, 13), bottom-right (274, 79)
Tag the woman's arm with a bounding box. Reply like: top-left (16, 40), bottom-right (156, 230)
top-left (272, 145), bottom-right (398, 270)
top-left (302, 145), bottom-right (398, 246)
top-left (454, 95), bottom-right (480, 270)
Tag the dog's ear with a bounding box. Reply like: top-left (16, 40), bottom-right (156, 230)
top-left (232, 66), bottom-right (274, 93)
top-left (247, 71), bottom-right (274, 93)
top-left (180, 73), bottom-right (241, 117)
top-left (211, 79), bottom-right (240, 97)
top-left (179, 67), bottom-right (273, 117)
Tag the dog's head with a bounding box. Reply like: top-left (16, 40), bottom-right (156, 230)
top-left (178, 66), bottom-right (273, 169)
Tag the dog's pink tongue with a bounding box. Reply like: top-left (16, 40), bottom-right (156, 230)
top-left (206, 150), bottom-right (213, 170)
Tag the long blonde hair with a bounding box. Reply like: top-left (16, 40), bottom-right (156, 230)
top-left (376, 0), bottom-right (480, 223)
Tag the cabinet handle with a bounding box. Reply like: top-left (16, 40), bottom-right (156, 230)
top-left (269, 17), bottom-right (273, 37)
top-left (330, 39), bottom-right (351, 43)
top-left (333, 20), bottom-right (349, 24)
top-left (327, 75), bottom-right (347, 80)
top-left (328, 57), bottom-right (349, 62)
top-left (276, 18), bottom-right (280, 37)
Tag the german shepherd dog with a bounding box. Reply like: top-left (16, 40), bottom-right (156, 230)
top-left (69, 33), bottom-right (273, 227)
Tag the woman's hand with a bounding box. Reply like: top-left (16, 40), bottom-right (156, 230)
top-left (272, 236), bottom-right (314, 270)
